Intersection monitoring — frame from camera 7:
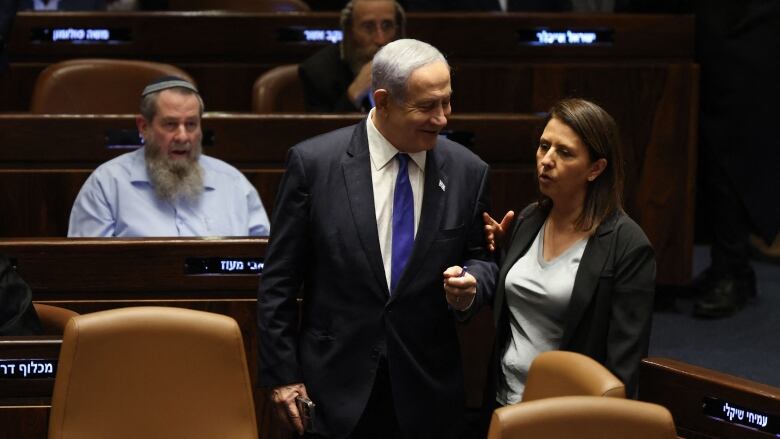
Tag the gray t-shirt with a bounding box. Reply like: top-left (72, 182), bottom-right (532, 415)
top-left (497, 222), bottom-right (588, 404)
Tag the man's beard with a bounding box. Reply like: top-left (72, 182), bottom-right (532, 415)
top-left (144, 139), bottom-right (204, 202)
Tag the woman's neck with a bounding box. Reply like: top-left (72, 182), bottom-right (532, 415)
top-left (548, 197), bottom-right (584, 232)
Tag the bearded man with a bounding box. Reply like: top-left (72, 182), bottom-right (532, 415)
top-left (298, 0), bottom-right (405, 113)
top-left (68, 76), bottom-right (269, 237)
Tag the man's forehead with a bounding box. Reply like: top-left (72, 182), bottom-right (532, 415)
top-left (154, 91), bottom-right (201, 117)
top-left (353, 0), bottom-right (396, 20)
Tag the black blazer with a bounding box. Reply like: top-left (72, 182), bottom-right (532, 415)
top-left (492, 203), bottom-right (655, 397)
top-left (258, 120), bottom-right (498, 438)
top-left (298, 44), bottom-right (367, 113)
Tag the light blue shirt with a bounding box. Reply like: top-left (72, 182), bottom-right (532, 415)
top-left (68, 148), bottom-right (270, 237)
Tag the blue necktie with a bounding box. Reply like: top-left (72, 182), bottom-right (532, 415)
top-left (391, 154), bottom-right (414, 293)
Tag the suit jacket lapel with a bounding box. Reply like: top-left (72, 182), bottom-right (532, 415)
top-left (561, 213), bottom-right (617, 346)
top-left (341, 121), bottom-right (389, 296)
top-left (391, 146), bottom-right (447, 298)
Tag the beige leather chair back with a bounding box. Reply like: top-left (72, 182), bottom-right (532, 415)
top-left (31, 59), bottom-right (194, 114)
top-left (251, 64), bottom-right (306, 113)
top-left (488, 396), bottom-right (677, 439)
top-left (32, 303), bottom-right (78, 335)
top-left (522, 350), bottom-right (626, 401)
top-left (48, 306), bottom-right (257, 439)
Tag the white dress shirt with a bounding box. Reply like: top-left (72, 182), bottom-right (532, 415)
top-left (366, 109), bottom-right (426, 290)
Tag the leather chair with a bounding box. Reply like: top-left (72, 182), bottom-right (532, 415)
top-left (522, 350), bottom-right (626, 402)
top-left (30, 59), bottom-right (195, 114)
top-left (251, 64), bottom-right (306, 113)
top-left (168, 0), bottom-right (310, 12)
top-left (48, 306), bottom-right (257, 439)
top-left (32, 303), bottom-right (78, 336)
top-left (487, 396), bottom-right (677, 439)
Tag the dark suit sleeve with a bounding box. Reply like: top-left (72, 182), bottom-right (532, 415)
top-left (605, 228), bottom-right (656, 397)
top-left (456, 162), bottom-right (498, 320)
top-left (257, 147), bottom-right (310, 387)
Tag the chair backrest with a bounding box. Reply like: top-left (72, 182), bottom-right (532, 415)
top-left (168, 0), bottom-right (310, 12)
top-left (487, 395), bottom-right (677, 439)
top-left (32, 303), bottom-right (78, 336)
top-left (251, 64), bottom-right (306, 113)
top-left (48, 306), bottom-right (257, 439)
top-left (30, 59), bottom-right (195, 114)
top-left (522, 350), bottom-right (625, 401)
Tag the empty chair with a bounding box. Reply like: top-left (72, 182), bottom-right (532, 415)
top-left (522, 350), bottom-right (625, 402)
top-left (251, 64), bottom-right (306, 113)
top-left (32, 303), bottom-right (79, 336)
top-left (487, 395), bottom-right (677, 439)
top-left (30, 59), bottom-right (195, 114)
top-left (48, 306), bottom-right (257, 439)
top-left (168, 0), bottom-right (310, 12)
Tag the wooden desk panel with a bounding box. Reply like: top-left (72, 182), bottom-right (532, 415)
top-left (1, 12), bottom-right (694, 112)
top-left (0, 238), bottom-right (493, 439)
top-left (0, 113), bottom-right (692, 284)
top-left (6, 12), bottom-right (694, 62)
top-left (640, 357), bottom-right (780, 439)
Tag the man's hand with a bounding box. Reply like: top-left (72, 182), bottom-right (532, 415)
top-left (347, 62), bottom-right (373, 109)
top-left (443, 266), bottom-right (476, 311)
top-left (483, 211), bottom-right (515, 252)
top-left (271, 383), bottom-right (309, 435)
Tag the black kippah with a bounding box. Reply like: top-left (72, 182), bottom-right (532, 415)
top-left (141, 76), bottom-right (198, 96)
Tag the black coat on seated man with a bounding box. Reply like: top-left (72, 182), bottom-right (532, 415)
top-left (0, 254), bottom-right (41, 335)
top-left (299, 44), bottom-right (369, 113)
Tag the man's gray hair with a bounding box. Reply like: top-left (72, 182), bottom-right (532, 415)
top-left (371, 39), bottom-right (448, 103)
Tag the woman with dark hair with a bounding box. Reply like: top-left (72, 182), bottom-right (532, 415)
top-left (484, 98), bottom-right (655, 402)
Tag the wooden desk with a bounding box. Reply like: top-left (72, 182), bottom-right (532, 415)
top-left (0, 238), bottom-right (284, 439)
top-left (0, 237), bottom-right (494, 438)
top-left (1, 12), bottom-right (694, 112)
top-left (640, 357), bottom-right (780, 439)
top-left (0, 112), bottom-right (694, 284)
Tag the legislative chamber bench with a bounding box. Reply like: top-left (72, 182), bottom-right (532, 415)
top-left (0, 113), bottom-right (694, 286)
top-left (1, 12), bottom-right (696, 113)
top-left (0, 237), bottom-right (492, 439)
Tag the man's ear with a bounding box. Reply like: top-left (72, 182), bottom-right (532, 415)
top-left (373, 89), bottom-right (389, 115)
top-left (136, 115), bottom-right (148, 138)
top-left (587, 158), bottom-right (607, 182)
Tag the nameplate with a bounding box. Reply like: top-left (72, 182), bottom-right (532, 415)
top-left (30, 27), bottom-right (132, 43)
top-left (276, 27), bottom-right (342, 44)
top-left (0, 359), bottom-right (57, 379)
top-left (702, 396), bottom-right (779, 435)
top-left (517, 28), bottom-right (613, 46)
top-left (184, 257), bottom-right (263, 275)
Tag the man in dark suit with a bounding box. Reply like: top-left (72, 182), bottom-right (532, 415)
top-left (258, 38), bottom-right (497, 438)
top-left (298, 0), bottom-right (404, 113)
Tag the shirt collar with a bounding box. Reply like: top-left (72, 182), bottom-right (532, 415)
top-left (366, 108), bottom-right (426, 173)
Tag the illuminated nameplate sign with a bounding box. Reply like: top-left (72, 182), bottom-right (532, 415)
top-left (517, 28), bottom-right (613, 46)
top-left (30, 27), bottom-right (132, 43)
top-left (702, 396), bottom-right (779, 435)
top-left (277, 27), bottom-right (342, 44)
top-left (0, 359), bottom-right (57, 379)
top-left (184, 257), bottom-right (264, 275)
